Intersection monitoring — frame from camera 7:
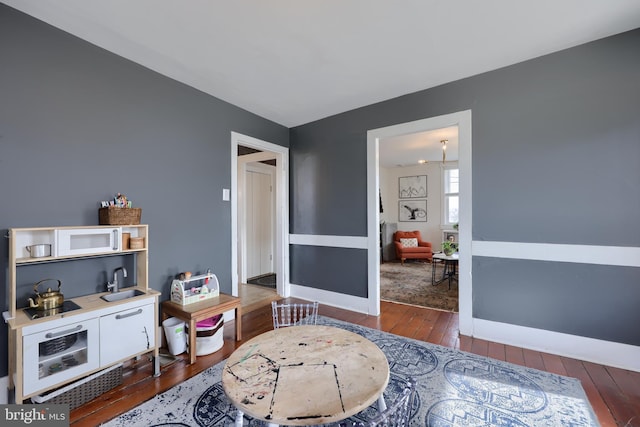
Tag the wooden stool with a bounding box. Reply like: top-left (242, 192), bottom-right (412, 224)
top-left (161, 293), bottom-right (242, 364)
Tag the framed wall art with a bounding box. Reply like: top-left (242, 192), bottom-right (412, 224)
top-left (399, 175), bottom-right (427, 198)
top-left (399, 200), bottom-right (427, 222)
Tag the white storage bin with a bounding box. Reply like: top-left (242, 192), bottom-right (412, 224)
top-left (162, 317), bottom-right (186, 356)
top-left (186, 314), bottom-right (224, 356)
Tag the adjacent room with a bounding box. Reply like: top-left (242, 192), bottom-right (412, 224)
top-left (1, 1), bottom-right (639, 426)
top-left (378, 127), bottom-right (460, 312)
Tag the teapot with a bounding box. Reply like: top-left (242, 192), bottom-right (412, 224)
top-left (28, 279), bottom-right (64, 311)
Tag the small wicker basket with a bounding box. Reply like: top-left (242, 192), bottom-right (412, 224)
top-left (98, 207), bottom-right (142, 225)
top-left (129, 237), bottom-right (145, 249)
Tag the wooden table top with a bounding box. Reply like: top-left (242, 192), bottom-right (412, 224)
top-left (161, 293), bottom-right (240, 319)
top-left (222, 325), bottom-right (389, 425)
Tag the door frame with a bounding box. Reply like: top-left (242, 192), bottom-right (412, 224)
top-left (231, 132), bottom-right (289, 298)
top-left (367, 110), bottom-right (472, 334)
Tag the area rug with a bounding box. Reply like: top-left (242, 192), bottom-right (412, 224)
top-left (247, 273), bottom-right (276, 289)
top-left (380, 261), bottom-right (458, 312)
top-left (102, 316), bottom-right (599, 427)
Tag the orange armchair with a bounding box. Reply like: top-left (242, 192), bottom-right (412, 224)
top-left (393, 231), bottom-right (433, 264)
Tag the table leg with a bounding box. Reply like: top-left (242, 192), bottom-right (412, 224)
top-left (431, 260), bottom-right (436, 286)
top-left (153, 347), bottom-right (160, 377)
top-left (188, 319), bottom-right (197, 364)
top-left (378, 394), bottom-right (387, 411)
top-left (235, 409), bottom-right (243, 427)
top-left (235, 305), bottom-right (242, 341)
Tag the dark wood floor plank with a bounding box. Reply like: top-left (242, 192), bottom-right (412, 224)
top-left (458, 334), bottom-right (472, 352)
top-left (605, 365), bottom-right (640, 399)
top-left (605, 365), bottom-right (640, 422)
top-left (438, 314), bottom-right (458, 349)
top-left (583, 361), bottom-right (639, 427)
top-left (522, 347), bottom-right (546, 371)
top-left (426, 310), bottom-right (452, 344)
top-left (470, 337), bottom-right (490, 357)
top-left (540, 352), bottom-right (567, 376)
top-left (69, 298), bottom-right (635, 427)
top-left (487, 341), bottom-right (506, 361)
top-left (505, 345), bottom-right (525, 367)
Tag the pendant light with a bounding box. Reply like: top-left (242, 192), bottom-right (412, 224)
top-left (440, 139), bottom-right (448, 163)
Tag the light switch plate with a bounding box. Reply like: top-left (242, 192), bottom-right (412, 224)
top-left (222, 188), bottom-right (230, 201)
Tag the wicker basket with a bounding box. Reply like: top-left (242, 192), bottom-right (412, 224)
top-left (98, 207), bottom-right (142, 225)
top-left (31, 364), bottom-right (123, 410)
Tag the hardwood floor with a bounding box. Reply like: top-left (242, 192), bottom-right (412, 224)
top-left (70, 298), bottom-right (640, 427)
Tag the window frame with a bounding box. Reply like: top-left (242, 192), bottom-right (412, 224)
top-left (441, 164), bottom-right (459, 227)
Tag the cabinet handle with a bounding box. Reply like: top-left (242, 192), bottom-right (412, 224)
top-left (113, 229), bottom-right (119, 250)
top-left (116, 308), bottom-right (143, 320)
top-left (45, 324), bottom-right (82, 339)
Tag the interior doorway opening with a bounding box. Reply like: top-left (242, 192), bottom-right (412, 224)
top-left (378, 127), bottom-right (460, 312)
top-left (231, 132), bottom-right (290, 313)
top-left (366, 110), bottom-right (472, 334)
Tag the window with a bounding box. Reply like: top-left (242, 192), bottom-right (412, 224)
top-left (443, 167), bottom-right (459, 225)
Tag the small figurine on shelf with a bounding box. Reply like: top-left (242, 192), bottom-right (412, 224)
top-left (177, 271), bottom-right (192, 281)
top-left (100, 192), bottom-right (134, 208)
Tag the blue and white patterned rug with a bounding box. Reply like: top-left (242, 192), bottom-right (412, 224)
top-left (102, 316), bottom-right (599, 426)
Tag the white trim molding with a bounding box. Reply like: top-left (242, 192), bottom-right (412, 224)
top-left (289, 234), bottom-right (368, 249)
top-left (367, 110), bottom-right (473, 323)
top-left (231, 132), bottom-right (290, 298)
top-left (473, 240), bottom-right (640, 267)
top-left (474, 318), bottom-right (640, 372)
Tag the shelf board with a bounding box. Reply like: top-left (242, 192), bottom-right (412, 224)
top-left (15, 249), bottom-right (146, 265)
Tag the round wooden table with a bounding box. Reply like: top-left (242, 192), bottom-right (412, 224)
top-left (222, 325), bottom-right (389, 426)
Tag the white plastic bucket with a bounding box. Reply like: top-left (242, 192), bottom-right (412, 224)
top-left (162, 317), bottom-right (186, 355)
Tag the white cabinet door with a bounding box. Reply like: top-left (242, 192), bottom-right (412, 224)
top-left (99, 303), bottom-right (155, 366)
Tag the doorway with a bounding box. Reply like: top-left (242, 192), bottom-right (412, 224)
top-left (231, 132), bottom-right (289, 311)
top-left (243, 160), bottom-right (275, 282)
top-left (366, 110), bottom-right (472, 334)
top-left (378, 127), bottom-right (459, 312)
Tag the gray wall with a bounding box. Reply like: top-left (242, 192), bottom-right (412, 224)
top-left (290, 28), bottom-right (640, 345)
top-left (0, 5), bottom-right (289, 377)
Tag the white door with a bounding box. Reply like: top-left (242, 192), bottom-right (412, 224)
top-left (246, 165), bottom-right (275, 278)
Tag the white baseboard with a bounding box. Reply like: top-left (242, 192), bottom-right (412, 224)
top-left (473, 318), bottom-right (640, 372)
top-left (0, 376), bottom-right (7, 404)
top-left (289, 283), bottom-right (371, 314)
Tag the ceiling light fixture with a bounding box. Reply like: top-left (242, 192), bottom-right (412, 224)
top-left (441, 140), bottom-right (448, 163)
top-left (418, 159), bottom-right (427, 164)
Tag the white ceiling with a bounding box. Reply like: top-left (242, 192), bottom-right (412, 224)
top-left (4, 0), bottom-right (640, 131)
top-left (379, 126), bottom-right (459, 168)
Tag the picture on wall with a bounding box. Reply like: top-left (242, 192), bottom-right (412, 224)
top-left (399, 175), bottom-right (427, 198)
top-left (399, 200), bottom-right (427, 222)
